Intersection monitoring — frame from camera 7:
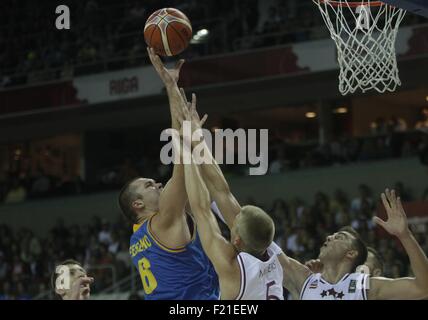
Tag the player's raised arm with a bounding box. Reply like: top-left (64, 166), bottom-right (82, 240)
top-left (369, 189), bottom-right (428, 300)
top-left (147, 47), bottom-right (187, 226)
top-left (179, 89), bottom-right (241, 229)
top-left (180, 106), bottom-right (237, 274)
top-left (277, 251), bottom-right (313, 299)
top-left (147, 47), bottom-right (184, 130)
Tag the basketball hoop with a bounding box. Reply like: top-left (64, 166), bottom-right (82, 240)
top-left (313, 0), bottom-right (406, 95)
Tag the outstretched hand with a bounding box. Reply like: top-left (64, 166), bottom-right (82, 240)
top-left (70, 276), bottom-right (94, 300)
top-left (147, 47), bottom-right (184, 86)
top-left (375, 189), bottom-right (410, 238)
top-left (178, 88), bottom-right (208, 131)
top-left (305, 259), bottom-right (323, 273)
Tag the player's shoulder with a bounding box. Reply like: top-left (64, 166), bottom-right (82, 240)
top-left (130, 219), bottom-right (150, 241)
top-left (268, 241), bottom-right (283, 256)
top-left (347, 272), bottom-right (369, 281)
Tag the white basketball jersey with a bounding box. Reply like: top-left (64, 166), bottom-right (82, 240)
top-left (300, 273), bottom-right (369, 300)
top-left (236, 242), bottom-right (284, 300)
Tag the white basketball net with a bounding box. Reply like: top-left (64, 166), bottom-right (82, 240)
top-left (313, 0), bottom-right (406, 95)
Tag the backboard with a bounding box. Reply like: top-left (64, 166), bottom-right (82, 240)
top-left (382, 0), bottom-right (428, 17)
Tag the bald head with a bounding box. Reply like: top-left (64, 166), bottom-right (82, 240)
top-left (235, 205), bottom-right (275, 256)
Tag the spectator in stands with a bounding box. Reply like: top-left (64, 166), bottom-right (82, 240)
top-left (98, 220), bottom-right (112, 245)
top-left (4, 177), bottom-right (27, 204)
top-left (394, 181), bottom-right (413, 201)
top-left (117, 158), bottom-right (139, 185)
top-left (331, 188), bottom-right (350, 223)
top-left (295, 10), bottom-right (314, 42)
top-left (0, 185), bottom-right (426, 298)
top-left (329, 139), bottom-right (345, 164)
top-left (371, 117), bottom-right (388, 135)
top-left (286, 227), bottom-right (306, 254)
top-left (128, 290), bottom-right (144, 300)
top-left (0, 253), bottom-right (8, 280)
top-left (56, 174), bottom-right (83, 196)
top-left (0, 75), bottom-right (11, 88)
top-left (52, 218), bottom-right (69, 239)
top-left (60, 60), bottom-right (74, 79)
top-left (30, 169), bottom-right (51, 198)
top-left (358, 138), bottom-right (378, 161)
top-left (263, 6), bottom-right (281, 34)
top-left (51, 259), bottom-right (94, 300)
top-left (415, 107), bottom-right (428, 130)
top-left (116, 240), bottom-right (132, 269)
top-left (261, 6), bottom-right (281, 47)
top-left (350, 184), bottom-right (373, 217)
top-left (389, 115), bottom-right (407, 132)
top-left (108, 232), bottom-right (120, 255)
top-left (0, 282), bottom-right (14, 300)
top-left (11, 255), bottom-right (25, 279)
top-left (418, 134), bottom-right (428, 166)
top-left (16, 282), bottom-right (31, 300)
top-left (422, 187), bottom-right (428, 200)
top-left (129, 2), bottom-right (146, 20)
top-left (269, 148), bottom-right (287, 174)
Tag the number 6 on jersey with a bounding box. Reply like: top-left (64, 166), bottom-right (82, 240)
top-left (138, 257), bottom-right (158, 294)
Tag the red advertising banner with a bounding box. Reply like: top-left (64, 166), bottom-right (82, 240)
top-left (0, 81), bottom-right (83, 115)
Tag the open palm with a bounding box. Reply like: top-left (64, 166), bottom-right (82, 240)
top-left (375, 189), bottom-right (409, 237)
top-left (179, 88), bottom-right (208, 130)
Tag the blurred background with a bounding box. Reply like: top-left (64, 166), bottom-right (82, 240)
top-left (0, 0), bottom-right (427, 299)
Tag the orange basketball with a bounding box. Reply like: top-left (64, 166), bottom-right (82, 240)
top-left (144, 8), bottom-right (192, 57)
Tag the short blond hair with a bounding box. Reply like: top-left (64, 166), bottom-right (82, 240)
top-left (236, 205), bottom-right (275, 256)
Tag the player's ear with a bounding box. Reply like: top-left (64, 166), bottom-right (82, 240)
top-left (132, 199), bottom-right (145, 210)
top-left (346, 249), bottom-right (358, 260)
top-left (233, 235), bottom-right (243, 248)
top-left (373, 268), bottom-right (382, 277)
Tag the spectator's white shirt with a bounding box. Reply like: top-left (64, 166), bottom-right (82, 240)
top-left (350, 197), bottom-right (373, 215)
top-left (0, 261), bottom-right (7, 280)
top-left (108, 241), bottom-right (119, 254)
top-left (116, 251), bottom-right (131, 267)
top-left (98, 230), bottom-right (112, 245)
top-left (286, 234), bottom-right (304, 253)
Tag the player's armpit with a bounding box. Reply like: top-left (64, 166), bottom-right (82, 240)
top-left (206, 187), bottom-right (241, 229)
top-left (369, 277), bottom-right (428, 300)
top-left (278, 252), bottom-right (312, 298)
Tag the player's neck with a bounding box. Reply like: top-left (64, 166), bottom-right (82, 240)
top-left (136, 210), bottom-right (157, 224)
top-left (321, 262), bottom-right (351, 284)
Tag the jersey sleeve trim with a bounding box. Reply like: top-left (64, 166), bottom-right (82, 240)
top-left (235, 254), bottom-right (246, 300)
top-left (133, 223), bottom-right (143, 233)
top-left (300, 274), bottom-right (313, 300)
top-left (269, 241), bottom-right (283, 255)
top-left (361, 274), bottom-right (369, 300)
top-left (146, 214), bottom-right (197, 253)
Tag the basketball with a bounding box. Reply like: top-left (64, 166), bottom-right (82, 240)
top-left (144, 8), bottom-right (192, 57)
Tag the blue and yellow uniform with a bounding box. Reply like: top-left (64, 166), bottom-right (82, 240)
top-left (129, 214), bottom-right (220, 300)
